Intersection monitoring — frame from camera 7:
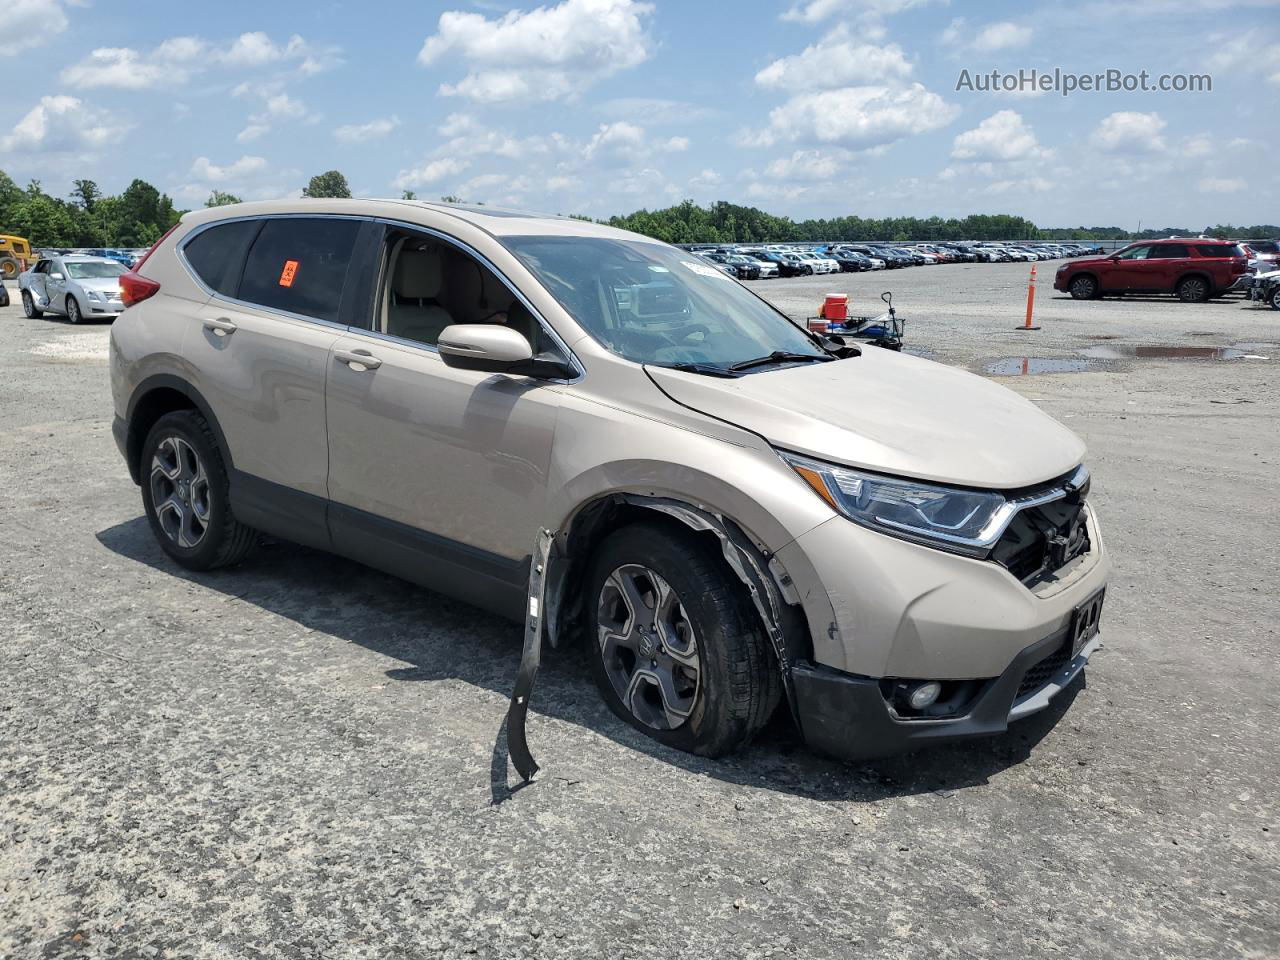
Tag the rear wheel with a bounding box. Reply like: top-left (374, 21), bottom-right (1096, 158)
top-left (1177, 276), bottom-right (1210, 303)
top-left (140, 410), bottom-right (256, 571)
top-left (587, 523), bottom-right (780, 758)
top-left (66, 296), bottom-right (83, 325)
top-left (21, 290), bottom-right (43, 318)
top-left (1069, 275), bottom-right (1099, 300)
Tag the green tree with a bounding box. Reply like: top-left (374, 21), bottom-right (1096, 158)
top-left (401, 190), bottom-right (417, 200)
top-left (205, 190), bottom-right (243, 207)
top-left (70, 179), bottom-right (102, 212)
top-left (303, 170), bottom-right (352, 198)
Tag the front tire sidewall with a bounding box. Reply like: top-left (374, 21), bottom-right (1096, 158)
top-left (585, 525), bottom-right (777, 758)
top-left (66, 296), bottom-right (82, 324)
top-left (22, 291), bottom-right (42, 318)
top-left (1069, 276), bottom-right (1098, 300)
top-left (140, 412), bottom-right (238, 571)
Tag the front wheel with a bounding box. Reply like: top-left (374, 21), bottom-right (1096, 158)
top-left (1176, 276), bottom-right (1210, 303)
top-left (140, 410), bottom-right (257, 571)
top-left (1069, 275), bottom-right (1099, 300)
top-left (66, 296), bottom-right (83, 324)
top-left (587, 523), bottom-right (780, 758)
top-left (21, 290), bottom-right (43, 318)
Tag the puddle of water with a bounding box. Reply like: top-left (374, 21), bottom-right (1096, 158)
top-left (985, 357), bottom-right (1093, 376)
top-left (1078, 344), bottom-right (1260, 361)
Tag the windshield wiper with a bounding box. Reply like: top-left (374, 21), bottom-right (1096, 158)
top-left (728, 351), bottom-right (832, 373)
top-left (657, 361), bottom-right (740, 378)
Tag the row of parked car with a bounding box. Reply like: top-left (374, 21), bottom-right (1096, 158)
top-left (37, 247), bottom-right (150, 268)
top-left (681, 241), bottom-right (1105, 280)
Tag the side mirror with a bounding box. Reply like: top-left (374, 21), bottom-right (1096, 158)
top-left (1108, 255), bottom-right (1121, 261)
top-left (438, 323), bottom-right (575, 380)
top-left (50, 271), bottom-right (65, 280)
top-left (438, 324), bottom-right (533, 373)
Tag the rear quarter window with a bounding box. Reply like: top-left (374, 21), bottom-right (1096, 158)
top-left (183, 219), bottom-right (262, 297)
top-left (238, 218), bottom-right (360, 323)
top-left (1195, 244), bottom-right (1245, 258)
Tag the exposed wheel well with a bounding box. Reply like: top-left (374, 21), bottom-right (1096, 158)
top-left (125, 387), bottom-right (197, 484)
top-left (546, 494), bottom-right (813, 674)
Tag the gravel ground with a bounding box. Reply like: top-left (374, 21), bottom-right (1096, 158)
top-left (2, 261), bottom-right (1277, 959)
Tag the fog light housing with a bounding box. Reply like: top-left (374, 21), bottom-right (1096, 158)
top-left (908, 681), bottom-right (942, 710)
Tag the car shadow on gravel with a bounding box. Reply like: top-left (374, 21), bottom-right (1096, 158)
top-left (97, 516), bottom-right (1084, 804)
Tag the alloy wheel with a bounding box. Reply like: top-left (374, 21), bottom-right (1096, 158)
top-left (67, 298), bottom-right (81, 324)
top-left (597, 564), bottom-right (701, 731)
top-left (1180, 278), bottom-right (1208, 302)
top-left (149, 436), bottom-right (211, 548)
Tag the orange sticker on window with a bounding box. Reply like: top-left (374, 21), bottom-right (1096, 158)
top-left (278, 260), bottom-right (299, 287)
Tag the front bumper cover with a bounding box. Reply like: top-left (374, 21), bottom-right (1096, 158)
top-left (791, 621), bottom-right (1099, 761)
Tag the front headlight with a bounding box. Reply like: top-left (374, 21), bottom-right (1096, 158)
top-left (87, 290), bottom-right (102, 301)
top-left (780, 451), bottom-right (1010, 556)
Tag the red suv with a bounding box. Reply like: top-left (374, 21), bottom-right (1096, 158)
top-left (1054, 239), bottom-right (1248, 303)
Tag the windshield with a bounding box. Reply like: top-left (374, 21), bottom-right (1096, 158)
top-left (64, 261), bottom-right (126, 279)
top-left (503, 236), bottom-right (826, 368)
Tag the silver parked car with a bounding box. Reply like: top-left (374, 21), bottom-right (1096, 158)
top-left (109, 199), bottom-right (1109, 765)
top-left (19, 254), bottom-right (127, 323)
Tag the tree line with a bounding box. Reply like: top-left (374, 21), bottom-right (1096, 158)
top-left (3, 166), bottom-right (1275, 248)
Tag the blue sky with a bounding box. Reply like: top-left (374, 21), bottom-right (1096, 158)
top-left (3, 0), bottom-right (1277, 227)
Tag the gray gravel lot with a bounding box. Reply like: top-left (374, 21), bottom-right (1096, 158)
top-left (2, 260), bottom-right (1278, 959)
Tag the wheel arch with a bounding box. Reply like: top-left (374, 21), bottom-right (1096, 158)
top-left (544, 490), bottom-right (817, 725)
top-left (1175, 270), bottom-right (1213, 293)
top-left (124, 375), bottom-right (232, 485)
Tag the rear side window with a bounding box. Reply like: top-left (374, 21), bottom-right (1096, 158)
top-left (238, 218), bottom-right (360, 323)
top-left (1149, 244), bottom-right (1190, 259)
top-left (183, 220), bottom-right (261, 297)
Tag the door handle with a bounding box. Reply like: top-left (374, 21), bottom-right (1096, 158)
top-left (335, 349), bottom-right (382, 371)
top-left (203, 317), bottom-right (238, 337)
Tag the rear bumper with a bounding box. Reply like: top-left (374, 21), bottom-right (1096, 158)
top-left (792, 627), bottom-right (1101, 761)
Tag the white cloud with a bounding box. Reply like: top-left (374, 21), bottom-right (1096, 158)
top-left (689, 169), bottom-right (722, 188)
top-left (749, 83), bottom-right (959, 150)
top-left (595, 97), bottom-right (719, 126)
top-left (951, 110), bottom-right (1044, 162)
top-left (334, 116), bottom-right (400, 142)
top-left (781, 0), bottom-right (944, 24)
top-left (237, 124), bottom-right (270, 143)
top-left (765, 149), bottom-right (849, 181)
top-left (418, 0), bottom-right (654, 103)
top-left (1090, 111), bottom-right (1167, 154)
top-left (1198, 177), bottom-right (1247, 194)
top-left (232, 86), bottom-right (320, 141)
top-left (60, 47), bottom-right (177, 89)
top-left (56, 31), bottom-right (339, 90)
top-left (0, 95), bottom-right (125, 153)
top-left (754, 26), bottom-right (914, 92)
top-left (392, 157), bottom-right (471, 190)
top-left (190, 155), bottom-right (268, 182)
top-left (3, 0), bottom-right (69, 57)
top-left (972, 22), bottom-right (1033, 52)
top-left (583, 121), bottom-right (688, 166)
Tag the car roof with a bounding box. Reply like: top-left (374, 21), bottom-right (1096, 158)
top-left (57, 255), bottom-right (120, 263)
top-left (179, 197), bottom-right (655, 243)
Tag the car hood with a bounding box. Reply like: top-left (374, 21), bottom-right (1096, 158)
top-left (76, 277), bottom-right (124, 293)
top-left (646, 349), bottom-right (1086, 490)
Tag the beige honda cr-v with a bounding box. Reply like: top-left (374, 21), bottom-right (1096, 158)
top-left (110, 199), bottom-right (1108, 765)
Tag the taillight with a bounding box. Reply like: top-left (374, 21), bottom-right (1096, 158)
top-left (118, 221), bottom-right (180, 307)
top-left (119, 272), bottom-right (161, 306)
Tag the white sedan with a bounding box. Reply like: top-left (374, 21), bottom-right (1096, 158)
top-left (18, 255), bottom-right (127, 323)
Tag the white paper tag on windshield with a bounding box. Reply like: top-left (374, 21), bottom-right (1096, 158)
top-left (681, 259), bottom-right (732, 280)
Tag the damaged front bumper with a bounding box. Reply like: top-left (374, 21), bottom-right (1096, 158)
top-left (791, 626), bottom-right (1102, 762)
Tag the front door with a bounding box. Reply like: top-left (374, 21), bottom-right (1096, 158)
top-left (323, 228), bottom-right (562, 617)
top-left (1108, 244), bottom-right (1153, 291)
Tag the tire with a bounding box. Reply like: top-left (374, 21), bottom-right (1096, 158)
top-left (586, 523), bottom-right (781, 758)
top-left (21, 290), bottom-right (43, 318)
top-left (66, 296), bottom-right (83, 325)
top-left (1270, 287), bottom-right (1280, 311)
top-left (1176, 276), bottom-right (1210, 303)
top-left (1069, 275), bottom-right (1099, 300)
top-left (140, 410), bottom-right (256, 571)
top-left (0, 257), bottom-right (19, 281)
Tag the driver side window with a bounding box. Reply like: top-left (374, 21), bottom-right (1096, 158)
top-left (375, 229), bottom-right (558, 357)
top-left (1115, 246), bottom-right (1151, 260)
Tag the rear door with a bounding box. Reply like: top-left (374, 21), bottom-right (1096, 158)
top-left (179, 215), bottom-right (367, 545)
top-left (26, 260), bottom-right (50, 306)
top-left (44, 258), bottom-right (70, 313)
top-left (1146, 243), bottom-right (1190, 292)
